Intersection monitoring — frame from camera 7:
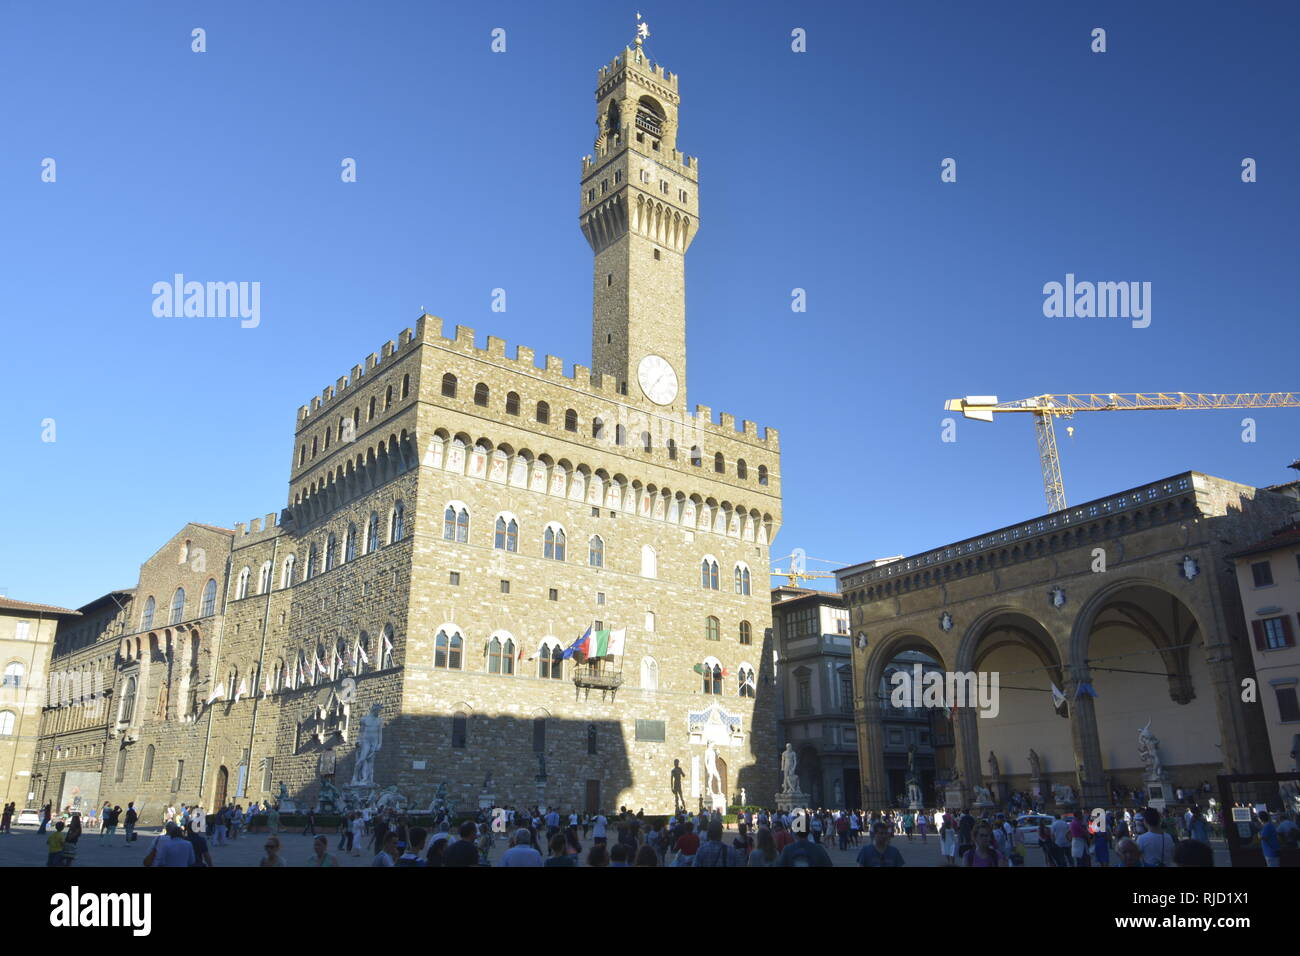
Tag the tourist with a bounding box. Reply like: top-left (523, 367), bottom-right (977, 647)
top-left (591, 809), bottom-right (608, 845)
top-left (693, 819), bottom-right (740, 866)
top-left (443, 821), bottom-right (481, 867)
top-left (123, 802), bottom-right (138, 843)
top-left (348, 811), bottom-right (365, 856)
top-left (608, 843), bottom-right (632, 866)
top-left (1049, 813), bottom-right (1071, 867)
top-left (1115, 837), bottom-right (1142, 867)
top-left (267, 803), bottom-right (281, 835)
top-left (1277, 811), bottom-right (1298, 848)
top-left (260, 836), bottom-right (286, 867)
top-left (747, 827), bottom-right (779, 867)
top-left (211, 806), bottom-right (228, 847)
top-left (956, 808), bottom-right (976, 860)
top-left (185, 821), bottom-right (213, 867)
top-left (1173, 839), bottom-right (1214, 867)
top-left (302, 807), bottom-right (317, 837)
top-left (426, 831), bottom-right (449, 865)
top-left (858, 822), bottom-right (905, 867)
top-left (153, 823), bottom-right (197, 868)
top-left (394, 827), bottom-right (426, 867)
top-left (1069, 811), bottom-right (1091, 867)
top-left (964, 822), bottom-right (1005, 867)
top-left (45, 820), bottom-right (66, 867)
top-left (0, 801), bottom-right (12, 835)
top-left (1258, 811), bottom-right (1281, 867)
top-left (902, 810), bottom-right (915, 842)
top-left (1093, 820), bottom-right (1111, 867)
top-left (672, 820), bottom-right (699, 865)
top-left (777, 824), bottom-right (833, 867)
top-left (1136, 809), bottom-right (1176, 867)
top-left (545, 832), bottom-right (577, 867)
top-left (371, 832), bottom-right (399, 867)
top-left (772, 820), bottom-right (794, 855)
top-left (915, 809), bottom-right (927, 843)
top-left (499, 828), bottom-right (544, 867)
top-left (940, 814), bottom-right (958, 865)
top-left (99, 805), bottom-right (117, 843)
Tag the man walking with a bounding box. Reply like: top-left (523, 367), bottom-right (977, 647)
top-left (124, 803), bottom-right (138, 843)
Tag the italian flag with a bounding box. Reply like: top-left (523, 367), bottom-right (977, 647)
top-left (576, 626), bottom-right (626, 659)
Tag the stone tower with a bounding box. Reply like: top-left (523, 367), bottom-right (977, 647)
top-left (581, 40), bottom-right (699, 412)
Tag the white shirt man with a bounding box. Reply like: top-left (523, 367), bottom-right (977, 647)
top-left (499, 829), bottom-right (544, 867)
top-left (1137, 827), bottom-right (1175, 866)
top-left (592, 814), bottom-right (608, 840)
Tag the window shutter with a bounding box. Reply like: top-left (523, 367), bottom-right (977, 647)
top-left (1251, 619), bottom-right (1266, 650)
top-left (1283, 615), bottom-right (1295, 648)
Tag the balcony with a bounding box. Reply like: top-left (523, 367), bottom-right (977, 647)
top-left (573, 671), bottom-right (623, 701)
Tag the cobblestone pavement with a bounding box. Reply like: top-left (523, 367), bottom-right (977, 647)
top-left (0, 822), bottom-right (1232, 867)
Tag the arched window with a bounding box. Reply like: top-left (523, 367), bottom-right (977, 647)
top-left (0, 711), bottom-right (14, 737)
top-left (714, 452), bottom-right (725, 473)
top-left (281, 554), bottom-right (296, 588)
top-left (758, 465), bottom-right (769, 486)
top-left (641, 545), bottom-right (657, 578)
top-left (451, 712), bottom-right (468, 749)
top-left (142, 744), bottom-right (155, 781)
top-left (734, 564), bottom-right (752, 596)
top-left (592, 417), bottom-right (605, 440)
top-left (201, 578), bottom-right (217, 617)
top-left (588, 535), bottom-right (605, 568)
top-left (701, 558), bottom-right (719, 590)
top-left (615, 425), bottom-right (626, 446)
top-left (324, 427), bottom-right (332, 450)
top-left (441, 373), bottom-right (457, 398)
top-left (119, 676), bottom-right (138, 725)
top-left (237, 567), bottom-right (251, 599)
top-left (564, 409), bottom-right (578, 432)
top-left (390, 501), bottom-right (405, 543)
top-left (299, 445), bottom-right (307, 466)
top-left (737, 458), bottom-right (748, 479)
top-left (367, 512), bottom-right (380, 553)
top-left (488, 634), bottom-right (516, 675)
top-left (444, 504), bottom-right (470, 542)
top-left (258, 562), bottom-right (272, 595)
top-left (533, 716), bottom-right (546, 752)
top-left (324, 533), bottom-right (337, 571)
top-left (167, 587), bottom-right (184, 625)
top-left (705, 616), bottom-right (720, 642)
top-left (702, 659), bottom-right (723, 695)
top-left (2, 662), bottom-right (24, 688)
top-left (345, 524), bottom-right (357, 561)
top-left (738, 666), bottom-right (756, 698)
top-left (641, 656), bottom-right (659, 691)
top-left (536, 401), bottom-right (550, 424)
top-left (641, 431), bottom-right (652, 452)
top-left (401, 373), bottom-right (410, 399)
top-left (739, 621), bottom-right (753, 645)
top-left (368, 396), bottom-right (377, 420)
top-left (538, 640), bottom-right (563, 680)
top-left (494, 515), bottom-right (519, 552)
top-left (544, 524), bottom-right (566, 561)
top-left (474, 383), bottom-right (489, 407)
top-left (667, 439), bottom-right (677, 460)
top-left (356, 632), bottom-right (370, 673)
top-left (306, 546), bottom-right (318, 579)
top-left (690, 446), bottom-right (703, 467)
top-left (434, 628), bottom-right (464, 669)
top-left (506, 391), bottom-right (520, 416)
top-left (140, 596), bottom-right (156, 631)
top-left (385, 385), bottom-right (394, 409)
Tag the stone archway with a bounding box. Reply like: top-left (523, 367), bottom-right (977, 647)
top-left (213, 765), bottom-right (229, 809)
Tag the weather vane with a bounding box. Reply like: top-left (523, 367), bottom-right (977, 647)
top-left (636, 12), bottom-right (650, 46)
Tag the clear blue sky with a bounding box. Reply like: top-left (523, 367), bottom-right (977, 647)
top-left (2, 1), bottom-right (1297, 609)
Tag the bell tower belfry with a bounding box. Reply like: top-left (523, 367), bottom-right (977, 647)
top-left (581, 35), bottom-right (698, 411)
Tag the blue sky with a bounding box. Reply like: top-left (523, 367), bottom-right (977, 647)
top-left (2, 1), bottom-right (1297, 609)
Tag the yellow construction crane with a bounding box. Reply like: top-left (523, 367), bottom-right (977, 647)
top-left (771, 553), bottom-right (845, 588)
top-left (944, 392), bottom-right (1300, 514)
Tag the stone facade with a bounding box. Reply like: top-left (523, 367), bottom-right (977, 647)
top-left (33, 41), bottom-right (783, 820)
top-left (837, 472), bottom-right (1297, 809)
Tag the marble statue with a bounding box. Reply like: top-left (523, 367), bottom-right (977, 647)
top-left (740, 786), bottom-right (747, 806)
top-left (1028, 748), bottom-right (1041, 778)
top-left (318, 778), bottom-right (341, 813)
top-left (705, 743), bottom-right (723, 796)
top-left (277, 781), bottom-right (290, 802)
top-left (1138, 720), bottom-right (1165, 778)
top-left (973, 785), bottom-right (994, 806)
top-left (988, 750), bottom-right (1000, 778)
top-left (373, 785), bottom-right (407, 812)
top-left (780, 743), bottom-right (799, 794)
top-left (1053, 783), bottom-right (1075, 805)
top-left (350, 703), bottom-right (383, 786)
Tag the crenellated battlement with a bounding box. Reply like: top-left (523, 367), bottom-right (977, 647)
top-left (297, 314), bottom-right (778, 451)
top-left (598, 46), bottom-right (679, 91)
top-left (581, 130), bottom-right (699, 181)
top-left (231, 512), bottom-right (284, 546)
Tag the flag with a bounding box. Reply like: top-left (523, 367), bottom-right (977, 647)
top-left (382, 632), bottom-right (393, 666)
top-left (235, 678), bottom-right (247, 702)
top-left (1075, 682), bottom-right (1098, 699)
top-left (606, 628), bottom-right (626, 656)
top-left (207, 683), bottom-right (226, 705)
top-left (356, 641), bottom-right (370, 666)
top-left (1050, 682), bottom-right (1066, 710)
top-left (562, 626), bottom-right (592, 660)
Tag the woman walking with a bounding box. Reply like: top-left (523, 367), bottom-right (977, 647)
top-left (940, 813), bottom-right (958, 865)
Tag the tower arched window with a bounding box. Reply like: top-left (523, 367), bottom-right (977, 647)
top-left (258, 561), bottom-right (272, 594)
top-left (737, 458), bottom-right (748, 479)
top-left (281, 554), bottom-right (296, 588)
top-left (445, 504), bottom-right (470, 543)
top-left (667, 439), bottom-right (677, 460)
top-left (758, 465), bottom-right (769, 486)
top-left (401, 373), bottom-right (410, 399)
top-left (691, 446), bottom-right (703, 467)
top-left (118, 676), bottom-right (137, 725)
top-left (441, 373), bottom-right (457, 398)
top-left (306, 546), bottom-right (318, 579)
top-left (701, 558), bottom-right (719, 590)
top-left (544, 524), bottom-right (566, 561)
top-left (170, 587), bottom-right (186, 624)
top-left (536, 401), bottom-right (550, 424)
top-left (474, 383), bottom-right (489, 407)
top-left (324, 533), bottom-right (337, 571)
top-left (494, 515), bottom-right (519, 552)
top-left (734, 564), bottom-right (751, 596)
top-left (434, 628), bottom-right (464, 670)
top-left (140, 596), bottom-right (156, 631)
top-left (615, 425), bottom-right (626, 446)
top-left (390, 501), bottom-right (405, 543)
top-left (237, 566), bottom-right (251, 598)
top-left (705, 616), bottom-right (720, 642)
top-left (506, 392), bottom-right (520, 416)
top-left (385, 385), bottom-right (393, 409)
top-left (564, 409), bottom-right (578, 432)
top-left (368, 396), bottom-right (376, 420)
top-left (641, 431), bottom-right (652, 452)
top-left (714, 452), bottom-right (725, 473)
top-left (345, 524), bottom-right (358, 561)
top-left (366, 512), bottom-right (380, 553)
top-left (592, 418), bottom-right (605, 440)
top-left (588, 535), bottom-right (605, 568)
top-left (200, 578), bottom-right (217, 617)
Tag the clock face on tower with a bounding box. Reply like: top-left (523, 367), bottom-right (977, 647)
top-left (637, 354), bottom-right (678, 405)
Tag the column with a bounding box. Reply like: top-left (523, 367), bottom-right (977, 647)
top-left (1066, 666), bottom-right (1105, 809)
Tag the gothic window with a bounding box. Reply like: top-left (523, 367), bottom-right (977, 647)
top-left (539, 641), bottom-right (563, 680)
top-left (385, 386), bottom-right (393, 410)
top-left (494, 514), bottom-right (519, 552)
top-left (140, 596), bottom-right (156, 631)
top-left (441, 373), bottom-right (457, 398)
top-left (702, 659), bottom-right (723, 695)
top-left (758, 465), bottom-right (769, 486)
top-left (714, 452), bottom-right (725, 473)
top-left (281, 554), bottom-right (296, 588)
top-left (306, 546), bottom-right (317, 579)
top-left (488, 634), bottom-right (516, 675)
top-left (401, 374), bottom-right (410, 399)
top-left (367, 512), bottom-right (380, 553)
top-left (544, 524), bottom-right (566, 561)
top-left (258, 562), bottom-right (272, 594)
top-left (356, 632), bottom-right (370, 672)
top-left (170, 587), bottom-right (186, 625)
top-left (445, 504), bottom-right (470, 542)
top-left (435, 628), bottom-right (464, 670)
top-left (451, 712), bottom-right (467, 749)
top-left (345, 524), bottom-right (358, 561)
top-left (237, 567), bottom-right (251, 598)
top-left (588, 535), bottom-right (605, 568)
top-left (739, 620), bottom-right (753, 645)
top-left (701, 558), bottom-right (719, 590)
top-left (506, 391), bottom-right (520, 416)
top-left (119, 676), bottom-right (137, 725)
top-left (739, 666), bottom-right (756, 699)
top-left (536, 401), bottom-right (550, 424)
top-left (474, 383), bottom-right (489, 407)
top-left (737, 459), bottom-right (748, 479)
top-left (734, 564), bottom-right (752, 595)
top-left (564, 408), bottom-right (578, 432)
top-left (324, 533), bottom-right (337, 571)
top-left (390, 501), bottom-right (405, 542)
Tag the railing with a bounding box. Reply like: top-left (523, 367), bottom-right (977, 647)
top-left (635, 111), bottom-right (662, 136)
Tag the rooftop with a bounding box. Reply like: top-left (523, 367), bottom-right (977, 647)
top-left (0, 596), bottom-right (82, 617)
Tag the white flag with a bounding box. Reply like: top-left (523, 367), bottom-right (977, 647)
top-left (207, 683), bottom-right (226, 705)
top-left (1050, 683), bottom-right (1066, 710)
top-left (607, 628), bottom-right (626, 656)
top-left (235, 678), bottom-right (247, 702)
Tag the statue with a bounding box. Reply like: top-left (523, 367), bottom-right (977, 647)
top-left (1138, 720), bottom-right (1165, 778)
top-left (988, 750), bottom-right (1000, 778)
top-left (277, 781), bottom-right (289, 802)
top-left (670, 759), bottom-right (686, 812)
top-left (319, 778), bottom-right (341, 813)
top-left (481, 771), bottom-right (493, 792)
top-left (740, 786), bottom-right (747, 806)
top-left (1028, 748), bottom-right (1041, 778)
top-left (536, 751), bottom-right (547, 781)
top-left (780, 743), bottom-right (800, 794)
top-left (1053, 783), bottom-right (1074, 805)
top-left (705, 743), bottom-right (723, 797)
top-left (350, 703), bottom-right (383, 786)
top-left (373, 785), bottom-right (407, 812)
top-left (973, 785), bottom-right (994, 806)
